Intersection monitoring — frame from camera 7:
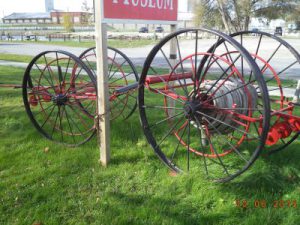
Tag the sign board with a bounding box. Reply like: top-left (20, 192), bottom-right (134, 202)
top-left (101, 0), bottom-right (178, 24)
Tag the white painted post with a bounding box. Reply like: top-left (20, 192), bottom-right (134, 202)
top-left (95, 0), bottom-right (110, 166)
top-left (168, 24), bottom-right (177, 117)
top-left (293, 80), bottom-right (300, 103)
top-left (169, 24), bottom-right (177, 62)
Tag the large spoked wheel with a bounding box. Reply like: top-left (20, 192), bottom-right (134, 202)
top-left (23, 50), bottom-right (97, 146)
top-left (79, 47), bottom-right (139, 120)
top-left (138, 28), bottom-right (270, 182)
top-left (229, 31), bottom-right (300, 154)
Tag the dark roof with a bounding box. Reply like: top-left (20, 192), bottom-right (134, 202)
top-left (3, 13), bottom-right (51, 20)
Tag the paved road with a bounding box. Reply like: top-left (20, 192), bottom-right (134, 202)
top-left (1, 36), bottom-right (300, 79)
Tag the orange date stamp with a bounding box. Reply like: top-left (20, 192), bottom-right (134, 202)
top-left (235, 199), bottom-right (297, 208)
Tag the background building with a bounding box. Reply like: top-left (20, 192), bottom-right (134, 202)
top-left (2, 0), bottom-right (91, 25)
top-left (2, 13), bottom-right (51, 24)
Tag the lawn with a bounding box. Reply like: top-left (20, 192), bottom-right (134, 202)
top-left (0, 65), bottom-right (299, 225)
top-left (0, 39), bottom-right (157, 49)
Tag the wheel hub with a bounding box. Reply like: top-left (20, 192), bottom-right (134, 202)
top-left (184, 101), bottom-right (202, 119)
top-left (52, 94), bottom-right (68, 106)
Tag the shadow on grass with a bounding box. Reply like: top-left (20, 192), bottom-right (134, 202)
top-left (219, 144), bottom-right (300, 199)
top-left (99, 191), bottom-right (227, 225)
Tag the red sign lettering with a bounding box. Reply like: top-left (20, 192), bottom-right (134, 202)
top-left (103, 0), bottom-right (178, 22)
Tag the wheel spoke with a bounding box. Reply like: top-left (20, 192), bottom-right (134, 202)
top-left (196, 110), bottom-right (259, 139)
top-left (203, 124), bottom-right (230, 176)
top-left (148, 111), bottom-right (184, 129)
top-left (155, 116), bottom-right (186, 149)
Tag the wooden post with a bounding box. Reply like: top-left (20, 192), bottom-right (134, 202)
top-left (95, 0), bottom-right (110, 166)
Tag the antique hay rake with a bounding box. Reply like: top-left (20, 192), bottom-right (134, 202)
top-left (19, 28), bottom-right (300, 182)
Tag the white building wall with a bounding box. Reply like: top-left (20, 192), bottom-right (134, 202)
top-left (178, 0), bottom-right (194, 21)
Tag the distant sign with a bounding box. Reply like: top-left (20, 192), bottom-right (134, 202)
top-left (102, 0), bottom-right (178, 24)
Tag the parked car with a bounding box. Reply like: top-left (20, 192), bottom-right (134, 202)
top-left (274, 27), bottom-right (283, 36)
top-left (139, 27), bottom-right (149, 33)
top-left (251, 28), bottom-right (260, 36)
top-left (155, 26), bottom-right (164, 33)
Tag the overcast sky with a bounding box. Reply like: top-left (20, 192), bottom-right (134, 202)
top-left (0, 0), bottom-right (93, 18)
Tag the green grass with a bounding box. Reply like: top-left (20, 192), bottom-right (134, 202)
top-left (0, 54), bottom-right (33, 64)
top-left (0, 65), bottom-right (300, 224)
top-left (0, 39), bottom-right (157, 49)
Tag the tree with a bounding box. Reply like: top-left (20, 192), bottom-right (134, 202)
top-left (81, 0), bottom-right (93, 24)
top-left (193, 0), bottom-right (298, 33)
top-left (193, 0), bottom-right (223, 29)
top-left (63, 13), bottom-right (74, 32)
